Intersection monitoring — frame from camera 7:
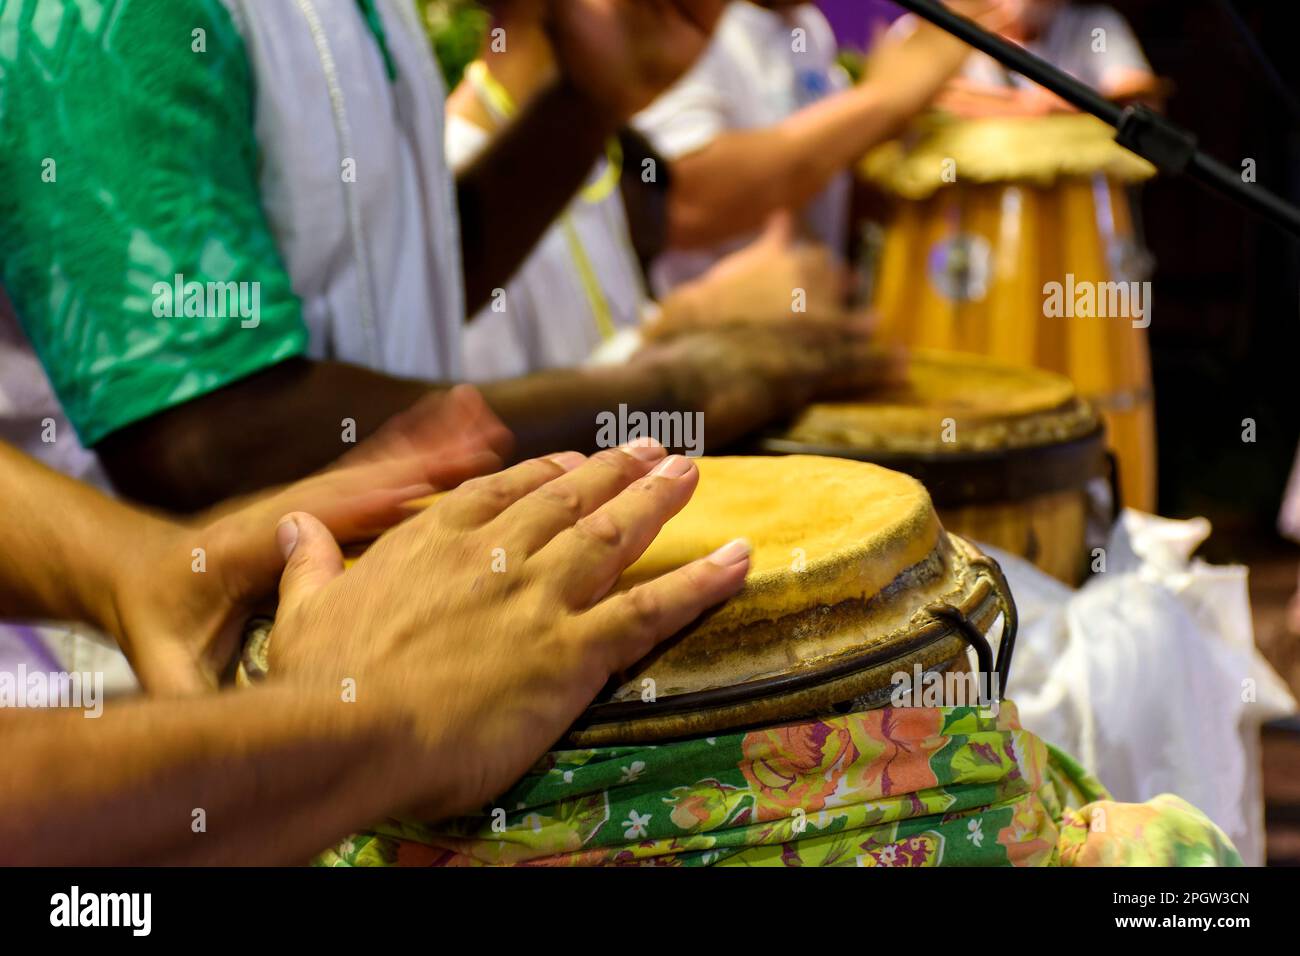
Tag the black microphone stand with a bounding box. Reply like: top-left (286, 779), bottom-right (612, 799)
top-left (890, 0), bottom-right (1300, 238)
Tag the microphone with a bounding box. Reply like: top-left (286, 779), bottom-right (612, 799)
top-left (888, 0), bottom-right (1300, 238)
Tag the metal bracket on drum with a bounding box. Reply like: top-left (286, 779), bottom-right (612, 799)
top-left (922, 555), bottom-right (1018, 706)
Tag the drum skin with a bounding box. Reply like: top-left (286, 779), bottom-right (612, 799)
top-left (864, 115), bottom-right (1157, 513)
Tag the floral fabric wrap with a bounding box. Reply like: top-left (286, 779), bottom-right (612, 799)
top-left (317, 703), bottom-right (1240, 867)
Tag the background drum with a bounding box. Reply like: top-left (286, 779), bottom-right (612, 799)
top-left (862, 113), bottom-right (1157, 513)
top-left (762, 350), bottom-right (1109, 585)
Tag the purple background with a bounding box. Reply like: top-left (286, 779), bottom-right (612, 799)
top-left (815, 0), bottom-right (904, 50)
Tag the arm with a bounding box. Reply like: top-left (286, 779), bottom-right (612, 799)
top-left (457, 79), bottom-right (617, 313)
top-left (0, 687), bottom-right (420, 866)
top-left (94, 355), bottom-right (682, 508)
top-left (0, 435), bottom-right (493, 695)
top-left (665, 20), bottom-right (978, 247)
top-left (1088, 9), bottom-right (1161, 106)
top-left (1, 444), bottom-right (750, 864)
top-left (0, 442), bottom-right (421, 865)
top-left (0, 442), bottom-right (149, 637)
top-left (100, 311), bottom-right (894, 509)
top-left (97, 358), bottom-right (436, 510)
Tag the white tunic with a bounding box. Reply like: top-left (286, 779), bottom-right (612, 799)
top-left (957, 4), bottom-right (1152, 92)
top-left (225, 0), bottom-right (465, 381)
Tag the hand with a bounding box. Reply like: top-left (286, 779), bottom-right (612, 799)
top-left (193, 385), bottom-right (513, 527)
top-left (934, 79), bottom-right (1069, 118)
top-left (109, 455), bottom-right (468, 696)
top-left (267, 443), bottom-right (750, 817)
top-left (111, 388), bottom-right (510, 695)
top-left (546, 0), bottom-right (727, 124)
top-left (647, 211), bottom-right (848, 340)
top-left (332, 384), bottom-right (514, 482)
top-left (634, 321), bottom-right (908, 448)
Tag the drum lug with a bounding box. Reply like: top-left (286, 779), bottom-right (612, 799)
top-left (925, 554), bottom-right (1018, 704)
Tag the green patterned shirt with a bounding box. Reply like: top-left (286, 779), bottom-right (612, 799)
top-left (0, 0), bottom-right (307, 446)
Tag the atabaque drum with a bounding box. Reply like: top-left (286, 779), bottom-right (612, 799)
top-left (568, 455), bottom-right (1016, 746)
top-left (240, 455), bottom-right (1017, 747)
top-left (862, 113), bottom-right (1156, 513)
top-left (761, 350), bottom-right (1108, 585)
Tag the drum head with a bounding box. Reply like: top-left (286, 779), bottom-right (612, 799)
top-left (760, 350), bottom-right (1107, 506)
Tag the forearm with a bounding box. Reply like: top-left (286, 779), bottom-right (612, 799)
top-left (94, 353), bottom-right (690, 506)
top-left (667, 23), bottom-right (970, 247)
top-left (96, 359), bottom-right (434, 512)
top-left (1102, 68), bottom-right (1163, 107)
top-left (0, 683), bottom-right (422, 865)
top-left (0, 442), bottom-right (159, 634)
top-left (457, 78), bottom-right (617, 313)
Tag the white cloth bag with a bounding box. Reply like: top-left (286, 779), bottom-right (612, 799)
top-left (986, 509), bottom-right (1296, 866)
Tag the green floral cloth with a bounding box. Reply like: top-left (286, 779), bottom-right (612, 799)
top-left (317, 703), bottom-right (1241, 867)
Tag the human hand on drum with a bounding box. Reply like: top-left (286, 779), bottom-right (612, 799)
top-left (933, 77), bottom-right (1071, 119)
top-left (330, 384), bottom-right (514, 485)
top-left (266, 442), bottom-right (751, 819)
top-left (645, 211), bottom-right (849, 340)
top-left (926, 0), bottom-right (1074, 118)
top-left (112, 388), bottom-right (510, 696)
top-left (109, 454), bottom-right (477, 697)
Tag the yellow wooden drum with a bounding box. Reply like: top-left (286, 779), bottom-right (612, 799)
top-left (762, 350), bottom-right (1108, 585)
top-left (240, 455), bottom-right (1017, 747)
top-left (862, 113), bottom-right (1157, 513)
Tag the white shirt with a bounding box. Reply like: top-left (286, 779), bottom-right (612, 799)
top-left (633, 1), bottom-right (851, 294)
top-left (228, 0), bottom-right (465, 381)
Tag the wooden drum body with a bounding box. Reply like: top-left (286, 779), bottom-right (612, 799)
top-left (763, 350), bottom-right (1109, 585)
top-left (862, 114), bottom-right (1156, 512)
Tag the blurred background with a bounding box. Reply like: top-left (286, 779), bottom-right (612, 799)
top-left (833, 1), bottom-right (1300, 553)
